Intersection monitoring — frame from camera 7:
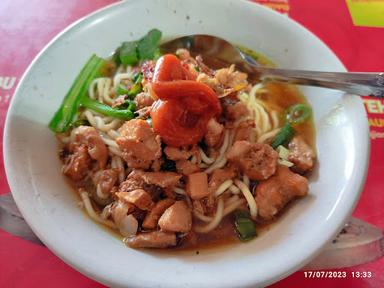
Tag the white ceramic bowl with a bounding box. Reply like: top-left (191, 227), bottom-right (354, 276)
top-left (4, 0), bottom-right (369, 287)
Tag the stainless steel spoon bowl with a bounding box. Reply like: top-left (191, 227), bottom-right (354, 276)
top-left (161, 35), bottom-right (384, 97)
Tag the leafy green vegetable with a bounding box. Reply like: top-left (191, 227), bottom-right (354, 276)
top-left (116, 73), bottom-right (143, 98)
top-left (136, 29), bottom-right (162, 60)
top-left (119, 29), bottom-right (162, 65)
top-left (286, 103), bottom-right (312, 125)
top-left (127, 73), bottom-right (143, 99)
top-left (234, 211), bottom-right (257, 242)
top-left (116, 99), bottom-right (136, 111)
top-left (49, 29), bottom-right (162, 133)
top-left (271, 123), bottom-right (295, 149)
top-left (80, 96), bottom-right (134, 120)
top-left (49, 54), bottom-right (107, 133)
top-left (116, 84), bottom-right (129, 96)
top-left (120, 41), bottom-right (139, 65)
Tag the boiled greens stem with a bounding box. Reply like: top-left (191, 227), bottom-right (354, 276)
top-left (80, 96), bottom-right (134, 120)
top-left (48, 54), bottom-right (107, 133)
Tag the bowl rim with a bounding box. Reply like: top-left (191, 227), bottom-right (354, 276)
top-left (3, 0), bottom-right (370, 287)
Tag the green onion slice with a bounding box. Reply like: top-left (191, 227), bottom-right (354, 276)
top-left (271, 123), bottom-right (295, 149)
top-left (234, 210), bottom-right (257, 242)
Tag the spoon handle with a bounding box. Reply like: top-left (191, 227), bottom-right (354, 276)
top-left (258, 68), bottom-right (384, 98)
top-left (241, 52), bottom-right (384, 97)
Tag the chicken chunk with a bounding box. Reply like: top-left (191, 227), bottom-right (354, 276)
top-left (226, 101), bottom-right (249, 121)
top-left (128, 170), bottom-right (181, 189)
top-left (164, 146), bottom-right (193, 161)
top-left (176, 160), bottom-right (200, 175)
top-left (186, 172), bottom-right (209, 200)
top-left (119, 175), bottom-right (144, 193)
top-left (110, 200), bottom-right (138, 237)
top-left (134, 92), bottom-right (154, 109)
top-left (95, 169), bottom-right (118, 195)
top-left (116, 189), bottom-right (154, 210)
top-left (255, 166), bottom-right (308, 220)
top-left (125, 231), bottom-right (177, 248)
top-left (158, 201), bottom-right (192, 233)
top-left (120, 170), bottom-right (180, 200)
top-left (74, 126), bottom-right (108, 169)
top-left (234, 120), bottom-right (255, 142)
top-left (226, 141), bottom-right (278, 181)
top-left (208, 167), bottom-right (236, 194)
top-left (204, 118), bottom-right (224, 147)
top-left (63, 145), bottom-right (91, 181)
top-left (116, 119), bottom-right (161, 169)
top-left (142, 199), bottom-right (175, 229)
top-left (111, 200), bottom-right (135, 224)
top-left (288, 136), bottom-right (315, 174)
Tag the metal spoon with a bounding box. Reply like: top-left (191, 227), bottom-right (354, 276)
top-left (160, 35), bottom-right (384, 97)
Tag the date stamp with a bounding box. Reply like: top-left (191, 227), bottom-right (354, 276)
top-left (303, 271), bottom-right (373, 279)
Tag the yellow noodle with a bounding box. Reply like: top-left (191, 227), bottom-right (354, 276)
top-left (194, 198), bottom-right (224, 233)
top-left (234, 179), bottom-right (258, 219)
top-left (214, 179), bottom-right (233, 197)
top-left (80, 191), bottom-right (116, 229)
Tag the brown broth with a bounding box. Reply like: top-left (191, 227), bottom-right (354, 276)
top-left (261, 82), bottom-right (316, 150)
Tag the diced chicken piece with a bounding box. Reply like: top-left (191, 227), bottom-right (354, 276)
top-left (116, 119), bottom-right (162, 169)
top-left (208, 167), bottom-right (236, 194)
top-left (134, 92), bottom-right (154, 109)
top-left (158, 201), bottom-right (192, 233)
top-left (226, 140), bottom-right (278, 180)
top-left (128, 170), bottom-right (181, 189)
top-left (176, 160), bottom-right (200, 175)
top-left (142, 199), bottom-right (175, 229)
top-left (96, 169), bottom-right (118, 194)
top-left (288, 136), bottom-right (315, 174)
top-left (234, 120), bottom-right (255, 142)
top-left (255, 166), bottom-right (308, 220)
top-left (112, 204), bottom-right (138, 236)
top-left (226, 101), bottom-right (250, 121)
top-left (74, 126), bottom-right (108, 169)
top-left (120, 170), bottom-right (175, 200)
top-left (215, 65), bottom-right (248, 88)
top-left (111, 200), bottom-right (135, 224)
top-left (110, 200), bottom-right (138, 236)
top-left (186, 172), bottom-right (209, 200)
top-left (204, 118), bottom-right (224, 147)
top-left (118, 214), bottom-right (138, 237)
top-left (164, 146), bottom-right (193, 161)
top-left (119, 176), bottom-right (144, 193)
top-left (63, 145), bottom-right (91, 181)
top-left (116, 189), bottom-right (154, 211)
top-left (125, 231), bottom-right (177, 248)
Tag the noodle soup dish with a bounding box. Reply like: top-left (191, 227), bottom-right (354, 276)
top-left (50, 29), bottom-right (317, 249)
